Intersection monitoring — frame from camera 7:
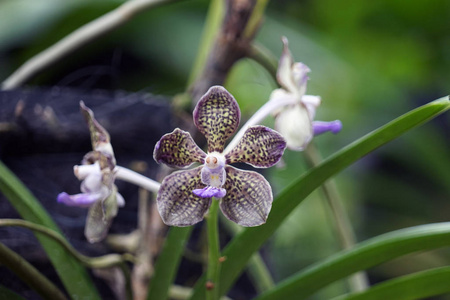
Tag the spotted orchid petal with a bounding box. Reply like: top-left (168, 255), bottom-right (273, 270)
top-left (193, 86), bottom-right (241, 153)
top-left (154, 128), bottom-right (207, 168)
top-left (80, 101), bottom-right (116, 189)
top-left (275, 104), bottom-right (313, 151)
top-left (313, 120), bottom-right (343, 135)
top-left (85, 185), bottom-right (119, 243)
top-left (80, 101), bottom-right (115, 160)
top-left (225, 126), bottom-right (286, 168)
top-left (220, 166), bottom-right (273, 227)
top-left (157, 166), bottom-right (212, 227)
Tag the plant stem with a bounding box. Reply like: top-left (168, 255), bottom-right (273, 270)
top-left (115, 166), bottom-right (161, 192)
top-left (206, 198), bottom-right (221, 300)
top-left (304, 143), bottom-right (369, 292)
top-left (248, 43), bottom-right (278, 79)
top-left (187, 0), bottom-right (224, 89)
top-left (2, 0), bottom-right (180, 90)
top-left (0, 242), bottom-right (68, 300)
top-left (0, 219), bottom-right (134, 269)
top-left (220, 215), bottom-right (274, 292)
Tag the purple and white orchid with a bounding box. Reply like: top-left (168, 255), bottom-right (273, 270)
top-left (57, 102), bottom-right (124, 243)
top-left (154, 86), bottom-right (287, 227)
top-left (270, 37), bottom-right (342, 150)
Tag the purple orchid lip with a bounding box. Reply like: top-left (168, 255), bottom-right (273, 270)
top-left (313, 120), bottom-right (342, 136)
top-left (57, 192), bottom-right (99, 207)
top-left (193, 187), bottom-right (226, 198)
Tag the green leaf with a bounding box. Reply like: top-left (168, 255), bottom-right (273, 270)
top-left (146, 226), bottom-right (193, 300)
top-left (0, 161), bottom-right (101, 299)
top-left (0, 285), bottom-right (26, 300)
top-left (256, 223), bottom-right (450, 300)
top-left (188, 96), bottom-right (450, 299)
top-left (332, 266), bottom-right (450, 300)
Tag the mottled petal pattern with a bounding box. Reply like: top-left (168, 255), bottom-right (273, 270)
top-left (157, 166), bottom-right (212, 227)
top-left (225, 126), bottom-right (286, 168)
top-left (80, 101), bottom-right (112, 153)
top-left (85, 198), bottom-right (113, 243)
top-left (84, 186), bottom-right (119, 243)
top-left (220, 166), bottom-right (273, 227)
top-left (193, 86), bottom-right (241, 153)
top-left (154, 128), bottom-right (207, 168)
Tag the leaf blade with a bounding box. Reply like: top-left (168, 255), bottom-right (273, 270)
top-left (255, 222), bottom-right (450, 299)
top-left (146, 226), bottom-right (193, 300)
top-left (0, 161), bottom-right (101, 299)
top-left (332, 266), bottom-right (450, 300)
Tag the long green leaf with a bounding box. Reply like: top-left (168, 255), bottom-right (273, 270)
top-left (188, 96), bottom-right (450, 299)
top-left (332, 266), bottom-right (450, 300)
top-left (256, 223), bottom-right (450, 299)
top-left (146, 226), bottom-right (193, 300)
top-left (0, 161), bottom-right (100, 299)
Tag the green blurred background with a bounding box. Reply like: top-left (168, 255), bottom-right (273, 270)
top-left (0, 0), bottom-right (448, 298)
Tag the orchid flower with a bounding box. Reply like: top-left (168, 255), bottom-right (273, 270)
top-left (57, 102), bottom-right (124, 243)
top-left (154, 86), bottom-right (286, 227)
top-left (270, 37), bottom-right (342, 150)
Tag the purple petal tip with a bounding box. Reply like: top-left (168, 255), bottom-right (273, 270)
top-left (313, 120), bottom-right (342, 136)
top-left (57, 192), bottom-right (70, 203)
top-left (57, 191), bottom-right (98, 207)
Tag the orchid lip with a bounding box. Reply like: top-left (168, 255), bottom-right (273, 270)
top-left (193, 186), bottom-right (226, 198)
top-left (313, 120), bottom-right (343, 136)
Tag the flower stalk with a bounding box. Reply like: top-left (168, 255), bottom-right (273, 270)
top-left (206, 198), bottom-right (221, 300)
top-left (115, 166), bottom-right (161, 193)
top-left (0, 219), bottom-right (134, 269)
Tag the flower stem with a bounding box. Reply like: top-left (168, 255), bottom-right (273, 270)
top-left (304, 143), bottom-right (369, 292)
top-left (219, 215), bottom-right (274, 292)
top-left (206, 198), bottom-right (221, 300)
top-left (0, 219), bottom-right (134, 269)
top-left (0, 241), bottom-right (68, 300)
top-left (115, 166), bottom-right (161, 192)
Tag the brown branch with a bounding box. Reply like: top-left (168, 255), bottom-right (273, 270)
top-left (190, 0), bottom-right (260, 104)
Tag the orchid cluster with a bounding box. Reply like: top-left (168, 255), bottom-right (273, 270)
top-left (154, 86), bottom-right (286, 227)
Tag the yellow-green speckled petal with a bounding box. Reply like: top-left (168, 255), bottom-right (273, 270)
top-left (220, 166), bottom-right (273, 227)
top-left (157, 166), bottom-right (211, 226)
top-left (154, 128), bottom-right (207, 168)
top-left (80, 101), bottom-right (111, 151)
top-left (84, 185), bottom-right (118, 243)
top-left (193, 86), bottom-right (241, 153)
top-left (225, 126), bottom-right (286, 168)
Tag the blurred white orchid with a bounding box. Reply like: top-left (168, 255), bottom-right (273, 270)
top-left (270, 37), bottom-right (342, 150)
